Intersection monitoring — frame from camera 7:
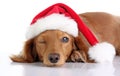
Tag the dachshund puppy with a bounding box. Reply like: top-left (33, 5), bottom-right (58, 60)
top-left (11, 12), bottom-right (120, 66)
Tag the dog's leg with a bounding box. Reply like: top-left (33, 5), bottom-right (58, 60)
top-left (70, 50), bottom-right (88, 62)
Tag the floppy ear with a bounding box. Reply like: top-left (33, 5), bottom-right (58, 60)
top-left (74, 32), bottom-right (90, 51)
top-left (10, 38), bottom-right (39, 63)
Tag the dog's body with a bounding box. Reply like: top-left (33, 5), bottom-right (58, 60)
top-left (79, 12), bottom-right (120, 55)
top-left (11, 12), bottom-right (120, 66)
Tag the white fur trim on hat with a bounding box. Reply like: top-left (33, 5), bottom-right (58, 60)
top-left (88, 42), bottom-right (116, 63)
top-left (26, 14), bottom-right (78, 39)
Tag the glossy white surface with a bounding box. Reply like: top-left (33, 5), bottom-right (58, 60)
top-left (1, 56), bottom-right (120, 76)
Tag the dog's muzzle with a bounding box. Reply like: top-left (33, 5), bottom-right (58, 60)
top-left (48, 53), bottom-right (60, 63)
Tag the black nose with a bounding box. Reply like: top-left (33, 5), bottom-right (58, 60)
top-left (48, 53), bottom-right (60, 63)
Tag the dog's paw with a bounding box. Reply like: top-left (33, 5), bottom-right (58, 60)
top-left (70, 51), bottom-right (87, 62)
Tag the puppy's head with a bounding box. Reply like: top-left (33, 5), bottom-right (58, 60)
top-left (35, 30), bottom-right (74, 66)
top-left (11, 30), bottom-right (75, 66)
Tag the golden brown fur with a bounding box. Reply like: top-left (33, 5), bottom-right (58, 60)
top-left (11, 12), bottom-right (120, 66)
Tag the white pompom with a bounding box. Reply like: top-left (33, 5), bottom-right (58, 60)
top-left (88, 42), bottom-right (116, 63)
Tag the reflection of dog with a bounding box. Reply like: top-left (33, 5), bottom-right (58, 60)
top-left (11, 12), bottom-right (120, 66)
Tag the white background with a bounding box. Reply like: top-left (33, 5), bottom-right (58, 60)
top-left (0, 0), bottom-right (120, 61)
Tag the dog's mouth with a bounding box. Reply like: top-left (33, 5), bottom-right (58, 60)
top-left (43, 61), bottom-right (65, 67)
top-left (46, 63), bottom-right (64, 67)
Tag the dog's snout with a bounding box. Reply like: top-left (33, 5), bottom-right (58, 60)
top-left (48, 53), bottom-right (60, 63)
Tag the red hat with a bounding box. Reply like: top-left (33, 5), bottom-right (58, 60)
top-left (26, 3), bottom-right (115, 63)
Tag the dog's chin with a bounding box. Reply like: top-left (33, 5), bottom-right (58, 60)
top-left (45, 63), bottom-right (64, 67)
top-left (43, 61), bottom-right (65, 67)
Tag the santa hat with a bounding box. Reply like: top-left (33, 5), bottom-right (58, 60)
top-left (26, 3), bottom-right (115, 63)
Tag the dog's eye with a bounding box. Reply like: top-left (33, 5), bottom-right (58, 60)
top-left (61, 37), bottom-right (69, 43)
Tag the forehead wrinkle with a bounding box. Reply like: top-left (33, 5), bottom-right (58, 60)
top-left (41, 30), bottom-right (58, 45)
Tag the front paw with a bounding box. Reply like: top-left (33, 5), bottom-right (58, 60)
top-left (70, 51), bottom-right (87, 62)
